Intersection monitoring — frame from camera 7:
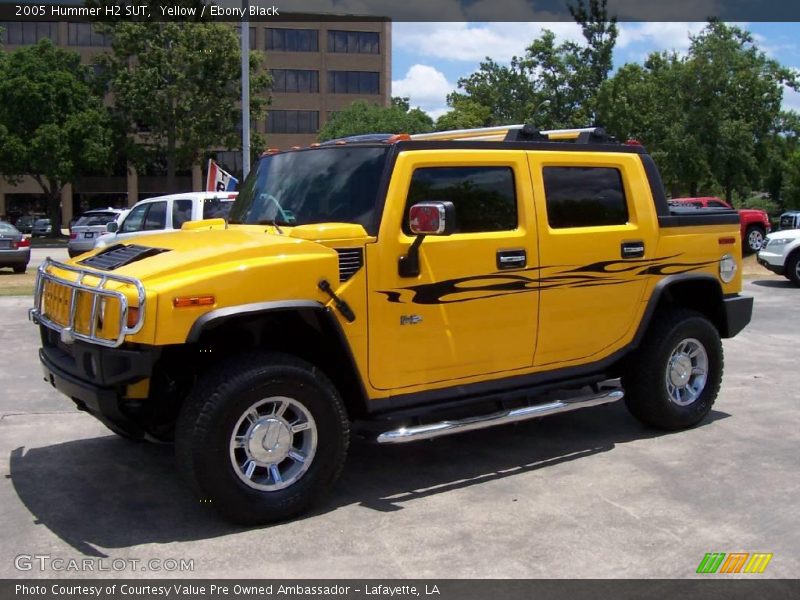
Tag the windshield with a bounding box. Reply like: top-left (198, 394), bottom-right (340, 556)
top-left (74, 212), bottom-right (119, 227)
top-left (229, 146), bottom-right (389, 234)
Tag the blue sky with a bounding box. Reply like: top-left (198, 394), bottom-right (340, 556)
top-left (390, 22), bottom-right (800, 119)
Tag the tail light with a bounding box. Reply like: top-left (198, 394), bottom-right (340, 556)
top-left (13, 237), bottom-right (30, 249)
top-left (70, 232), bottom-right (77, 239)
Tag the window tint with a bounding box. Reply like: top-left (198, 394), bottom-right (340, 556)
top-left (144, 202), bottom-right (167, 230)
top-left (542, 167), bottom-right (628, 228)
top-left (67, 23), bottom-right (111, 47)
top-left (172, 200), bottom-right (193, 228)
top-left (266, 110), bottom-right (319, 134)
top-left (707, 200), bottom-right (727, 207)
top-left (74, 212), bottom-right (118, 227)
top-left (1, 22), bottom-right (58, 45)
top-left (327, 30), bottom-right (380, 54)
top-left (270, 69), bottom-right (319, 93)
top-left (120, 204), bottom-right (147, 233)
top-left (405, 167), bottom-right (517, 233)
top-left (265, 28), bottom-right (318, 52)
top-left (327, 71), bottom-right (379, 94)
top-left (203, 199), bottom-right (233, 220)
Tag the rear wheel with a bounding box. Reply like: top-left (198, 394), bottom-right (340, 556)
top-left (786, 252), bottom-right (800, 286)
top-left (175, 353), bottom-right (349, 525)
top-left (623, 309), bottom-right (722, 430)
top-left (745, 226), bottom-right (765, 254)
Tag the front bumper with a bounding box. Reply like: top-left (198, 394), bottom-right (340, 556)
top-left (722, 294), bottom-right (753, 338)
top-left (757, 250), bottom-right (785, 275)
top-left (38, 327), bottom-right (159, 438)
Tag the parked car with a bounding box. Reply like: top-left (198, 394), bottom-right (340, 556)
top-left (670, 197), bottom-right (771, 253)
top-left (778, 210), bottom-right (800, 231)
top-left (758, 229), bottom-right (800, 286)
top-left (31, 218), bottom-right (53, 237)
top-left (68, 208), bottom-right (129, 258)
top-left (93, 192), bottom-right (237, 250)
top-left (14, 215), bottom-right (40, 235)
top-left (0, 221), bottom-right (31, 273)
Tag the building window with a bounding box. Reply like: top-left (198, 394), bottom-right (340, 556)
top-left (327, 71), bottom-right (380, 95)
top-left (1, 22), bottom-right (58, 45)
top-left (542, 167), bottom-right (629, 228)
top-left (405, 167), bottom-right (518, 233)
top-left (265, 28), bottom-right (319, 52)
top-left (266, 110), bottom-right (320, 134)
top-left (270, 69), bottom-right (319, 93)
top-left (67, 23), bottom-right (111, 47)
top-left (327, 30), bottom-right (380, 54)
top-left (234, 26), bottom-right (256, 50)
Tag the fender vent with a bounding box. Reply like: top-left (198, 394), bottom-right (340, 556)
top-left (78, 244), bottom-right (170, 271)
top-left (335, 248), bottom-right (364, 282)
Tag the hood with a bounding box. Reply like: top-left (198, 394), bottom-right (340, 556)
top-left (766, 228), bottom-right (800, 241)
top-left (73, 224), bottom-right (342, 285)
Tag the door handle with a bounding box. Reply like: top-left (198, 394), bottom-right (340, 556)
top-left (497, 249), bottom-right (527, 270)
top-left (621, 241), bottom-right (645, 259)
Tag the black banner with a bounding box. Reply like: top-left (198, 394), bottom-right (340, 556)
top-left (2, 0), bottom-right (800, 23)
top-left (2, 580), bottom-right (800, 600)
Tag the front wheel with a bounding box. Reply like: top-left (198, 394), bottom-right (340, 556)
top-left (744, 226), bottom-right (765, 254)
top-left (175, 353), bottom-right (350, 525)
top-left (786, 252), bottom-right (800, 286)
top-left (622, 309), bottom-right (723, 430)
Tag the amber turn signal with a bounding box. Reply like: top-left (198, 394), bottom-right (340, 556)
top-left (173, 296), bottom-right (215, 308)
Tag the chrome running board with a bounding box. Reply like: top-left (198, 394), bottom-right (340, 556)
top-left (376, 389), bottom-right (624, 444)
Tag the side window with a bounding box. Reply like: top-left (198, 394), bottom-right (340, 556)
top-left (172, 199), bottom-right (193, 228)
top-left (203, 198), bottom-right (232, 220)
top-left (404, 167), bottom-right (517, 234)
top-left (707, 200), bottom-right (727, 208)
top-left (120, 204), bottom-right (148, 233)
top-left (143, 201), bottom-right (167, 231)
top-left (542, 167), bottom-right (628, 228)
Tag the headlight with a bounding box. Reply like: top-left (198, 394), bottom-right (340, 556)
top-left (765, 238), bottom-right (792, 247)
top-left (719, 254), bottom-right (737, 283)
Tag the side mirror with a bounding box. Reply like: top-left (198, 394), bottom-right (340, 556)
top-left (106, 222), bottom-right (119, 233)
top-left (400, 201), bottom-right (456, 277)
top-left (408, 201), bottom-right (456, 236)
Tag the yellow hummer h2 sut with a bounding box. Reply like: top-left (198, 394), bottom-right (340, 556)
top-left (30, 125), bottom-right (753, 524)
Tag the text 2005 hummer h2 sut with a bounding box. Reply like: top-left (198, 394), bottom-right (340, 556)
top-left (30, 125), bottom-right (752, 524)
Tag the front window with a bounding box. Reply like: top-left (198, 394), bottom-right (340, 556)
top-left (229, 146), bottom-right (390, 233)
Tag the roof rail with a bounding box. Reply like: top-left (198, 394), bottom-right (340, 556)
top-left (409, 125), bottom-right (616, 144)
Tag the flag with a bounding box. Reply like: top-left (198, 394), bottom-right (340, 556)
top-left (206, 159), bottom-right (239, 192)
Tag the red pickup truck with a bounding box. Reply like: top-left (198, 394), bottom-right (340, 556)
top-left (670, 197), bottom-right (771, 253)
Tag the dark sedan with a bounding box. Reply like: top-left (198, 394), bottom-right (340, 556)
top-left (0, 221), bottom-right (31, 273)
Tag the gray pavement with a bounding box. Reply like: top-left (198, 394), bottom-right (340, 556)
top-left (29, 247), bottom-right (69, 269)
top-left (0, 279), bottom-right (798, 579)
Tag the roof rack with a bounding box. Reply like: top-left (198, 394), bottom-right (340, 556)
top-left (409, 124), bottom-right (616, 144)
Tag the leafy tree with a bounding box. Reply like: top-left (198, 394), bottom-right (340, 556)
top-left (97, 7), bottom-right (270, 191)
top-left (435, 97), bottom-right (493, 131)
top-left (437, 0), bottom-right (618, 130)
top-left (0, 40), bottom-right (113, 236)
top-left (318, 99), bottom-right (434, 141)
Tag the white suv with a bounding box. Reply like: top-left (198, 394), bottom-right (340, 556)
top-left (758, 229), bottom-right (800, 286)
top-left (94, 191), bottom-right (237, 249)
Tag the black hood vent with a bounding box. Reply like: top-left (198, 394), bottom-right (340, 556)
top-left (335, 248), bottom-right (364, 282)
top-left (78, 244), bottom-right (170, 271)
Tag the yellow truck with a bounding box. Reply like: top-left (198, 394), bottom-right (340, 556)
top-left (29, 125), bottom-right (752, 524)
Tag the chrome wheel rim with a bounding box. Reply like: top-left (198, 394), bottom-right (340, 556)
top-left (795, 259), bottom-right (800, 281)
top-left (748, 229), bottom-right (764, 251)
top-left (229, 396), bottom-right (317, 491)
top-left (665, 338), bottom-right (708, 406)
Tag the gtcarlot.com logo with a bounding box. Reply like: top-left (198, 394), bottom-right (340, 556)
top-left (14, 554), bottom-right (194, 573)
top-left (696, 552), bottom-right (773, 574)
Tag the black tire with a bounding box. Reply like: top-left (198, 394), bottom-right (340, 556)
top-left (622, 309), bottom-right (723, 431)
top-left (786, 252), bottom-right (800, 287)
top-left (13, 265), bottom-right (26, 274)
top-left (175, 352), bottom-right (349, 525)
top-left (744, 225), bottom-right (765, 254)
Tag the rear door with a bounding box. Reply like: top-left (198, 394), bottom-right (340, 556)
top-left (527, 151), bottom-right (658, 366)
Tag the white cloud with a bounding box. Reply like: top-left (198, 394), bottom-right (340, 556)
top-left (392, 64), bottom-right (456, 119)
top-left (783, 83), bottom-right (800, 113)
top-left (393, 22), bottom-right (583, 64)
top-left (616, 22), bottom-right (706, 54)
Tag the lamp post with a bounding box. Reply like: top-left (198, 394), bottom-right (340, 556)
top-left (241, 0), bottom-right (251, 180)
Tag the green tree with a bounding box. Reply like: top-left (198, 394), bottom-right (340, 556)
top-left (0, 40), bottom-right (113, 235)
top-left (318, 99), bottom-right (434, 141)
top-left (438, 0), bottom-right (618, 130)
top-left (98, 12), bottom-right (270, 191)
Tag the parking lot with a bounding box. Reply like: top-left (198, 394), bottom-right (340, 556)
top-left (0, 267), bottom-right (797, 579)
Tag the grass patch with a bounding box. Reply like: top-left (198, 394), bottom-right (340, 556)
top-left (0, 270), bottom-right (36, 296)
